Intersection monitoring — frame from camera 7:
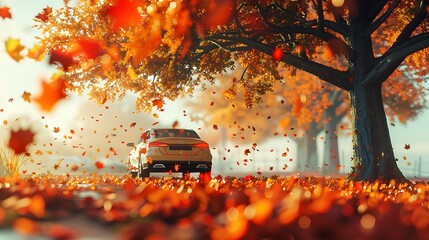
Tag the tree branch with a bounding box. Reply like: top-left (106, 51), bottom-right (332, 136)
top-left (366, 0), bottom-right (389, 23)
top-left (363, 33), bottom-right (429, 86)
top-left (210, 35), bottom-right (351, 91)
top-left (389, 0), bottom-right (427, 50)
top-left (364, 0), bottom-right (400, 37)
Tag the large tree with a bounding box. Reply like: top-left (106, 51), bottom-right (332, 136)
top-left (36, 0), bottom-right (428, 182)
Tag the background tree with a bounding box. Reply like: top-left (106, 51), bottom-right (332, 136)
top-left (37, 0), bottom-right (429, 182)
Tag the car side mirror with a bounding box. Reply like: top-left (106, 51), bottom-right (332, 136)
top-left (126, 142), bottom-right (135, 147)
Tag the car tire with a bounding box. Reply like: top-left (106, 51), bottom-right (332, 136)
top-left (140, 167), bottom-right (150, 178)
top-left (137, 155), bottom-right (150, 178)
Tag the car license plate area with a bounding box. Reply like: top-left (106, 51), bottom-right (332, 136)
top-left (169, 145), bottom-right (192, 151)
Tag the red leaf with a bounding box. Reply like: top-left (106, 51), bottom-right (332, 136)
top-left (272, 47), bottom-right (283, 61)
top-left (8, 129), bottom-right (35, 155)
top-left (0, 6), bottom-right (12, 19)
top-left (76, 38), bottom-right (105, 59)
top-left (152, 99), bottom-right (163, 110)
top-left (404, 144), bottom-right (411, 150)
top-left (106, 0), bottom-right (143, 31)
top-left (201, 0), bottom-right (235, 30)
top-left (35, 6), bottom-right (52, 22)
top-left (49, 47), bottom-right (77, 71)
top-left (34, 78), bottom-right (68, 112)
top-left (95, 161), bottom-right (104, 169)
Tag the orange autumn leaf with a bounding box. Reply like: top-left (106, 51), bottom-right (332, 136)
top-left (27, 44), bottom-right (46, 61)
top-left (53, 127), bottom-right (60, 133)
top-left (130, 122), bottom-right (136, 128)
top-left (174, 164), bottom-right (180, 172)
top-left (8, 128), bottom-right (35, 155)
top-left (13, 218), bottom-right (39, 235)
top-left (71, 164), bottom-right (79, 171)
top-left (35, 6), bottom-right (52, 22)
top-left (0, 6), bottom-right (12, 19)
top-left (95, 161), bottom-right (104, 169)
top-left (172, 120), bottom-right (179, 129)
top-left (404, 144), bottom-right (411, 150)
top-left (105, 0), bottom-right (143, 31)
top-left (22, 91), bottom-right (31, 103)
top-left (152, 99), bottom-right (163, 110)
top-left (5, 38), bottom-right (25, 62)
top-left (34, 78), bottom-right (67, 112)
top-left (139, 148), bottom-right (147, 155)
top-left (29, 195), bottom-right (45, 218)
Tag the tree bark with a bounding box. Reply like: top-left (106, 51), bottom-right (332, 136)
top-left (348, 83), bottom-right (407, 182)
top-left (322, 106), bottom-right (341, 176)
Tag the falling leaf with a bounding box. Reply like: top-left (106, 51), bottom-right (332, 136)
top-left (49, 47), bottom-right (77, 71)
top-left (106, 0), bottom-right (143, 31)
top-left (22, 92), bottom-right (31, 103)
top-left (27, 44), bottom-right (46, 61)
top-left (272, 47), bottom-right (283, 61)
top-left (174, 164), bottom-right (180, 172)
top-left (5, 38), bottom-right (25, 62)
top-left (152, 99), bottom-right (163, 110)
top-left (130, 122), bottom-right (136, 128)
top-left (0, 6), bottom-right (12, 19)
top-left (71, 164), bottom-right (79, 171)
top-left (13, 218), bottom-right (39, 235)
top-left (172, 121), bottom-right (179, 129)
top-left (210, 102), bottom-right (214, 106)
top-left (8, 128), bottom-right (35, 155)
top-left (33, 78), bottom-right (67, 112)
top-left (53, 127), bottom-right (60, 133)
top-left (35, 6), bottom-right (52, 22)
top-left (95, 161), bottom-right (104, 169)
top-left (404, 144), bottom-right (410, 150)
top-left (213, 124), bottom-right (218, 130)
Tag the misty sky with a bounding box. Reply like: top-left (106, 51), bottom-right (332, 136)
top-left (1, 0), bottom-right (428, 177)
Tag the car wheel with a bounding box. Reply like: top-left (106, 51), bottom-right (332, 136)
top-left (137, 155), bottom-right (150, 178)
top-left (141, 167), bottom-right (150, 178)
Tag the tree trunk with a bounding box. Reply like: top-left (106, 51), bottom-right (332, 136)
top-left (348, 10), bottom-right (407, 182)
top-left (322, 106), bottom-right (341, 176)
top-left (295, 122), bottom-right (319, 173)
top-left (349, 83), bottom-right (407, 182)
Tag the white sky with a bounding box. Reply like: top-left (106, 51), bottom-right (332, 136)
top-left (0, 0), bottom-right (428, 177)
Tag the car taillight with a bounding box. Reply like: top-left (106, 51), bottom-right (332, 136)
top-left (193, 142), bottom-right (209, 148)
top-left (148, 142), bottom-right (168, 148)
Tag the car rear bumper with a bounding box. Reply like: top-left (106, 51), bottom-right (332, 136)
top-left (148, 160), bottom-right (212, 173)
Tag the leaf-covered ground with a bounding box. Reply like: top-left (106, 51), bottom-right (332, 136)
top-left (1, 175), bottom-right (429, 240)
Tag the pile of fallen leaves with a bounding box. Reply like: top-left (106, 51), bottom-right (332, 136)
top-left (1, 175), bottom-right (429, 240)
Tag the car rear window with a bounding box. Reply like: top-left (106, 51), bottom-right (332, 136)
top-left (154, 129), bottom-right (200, 138)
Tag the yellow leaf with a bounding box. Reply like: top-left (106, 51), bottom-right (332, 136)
top-left (5, 38), bottom-right (25, 62)
top-left (27, 44), bottom-right (46, 61)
